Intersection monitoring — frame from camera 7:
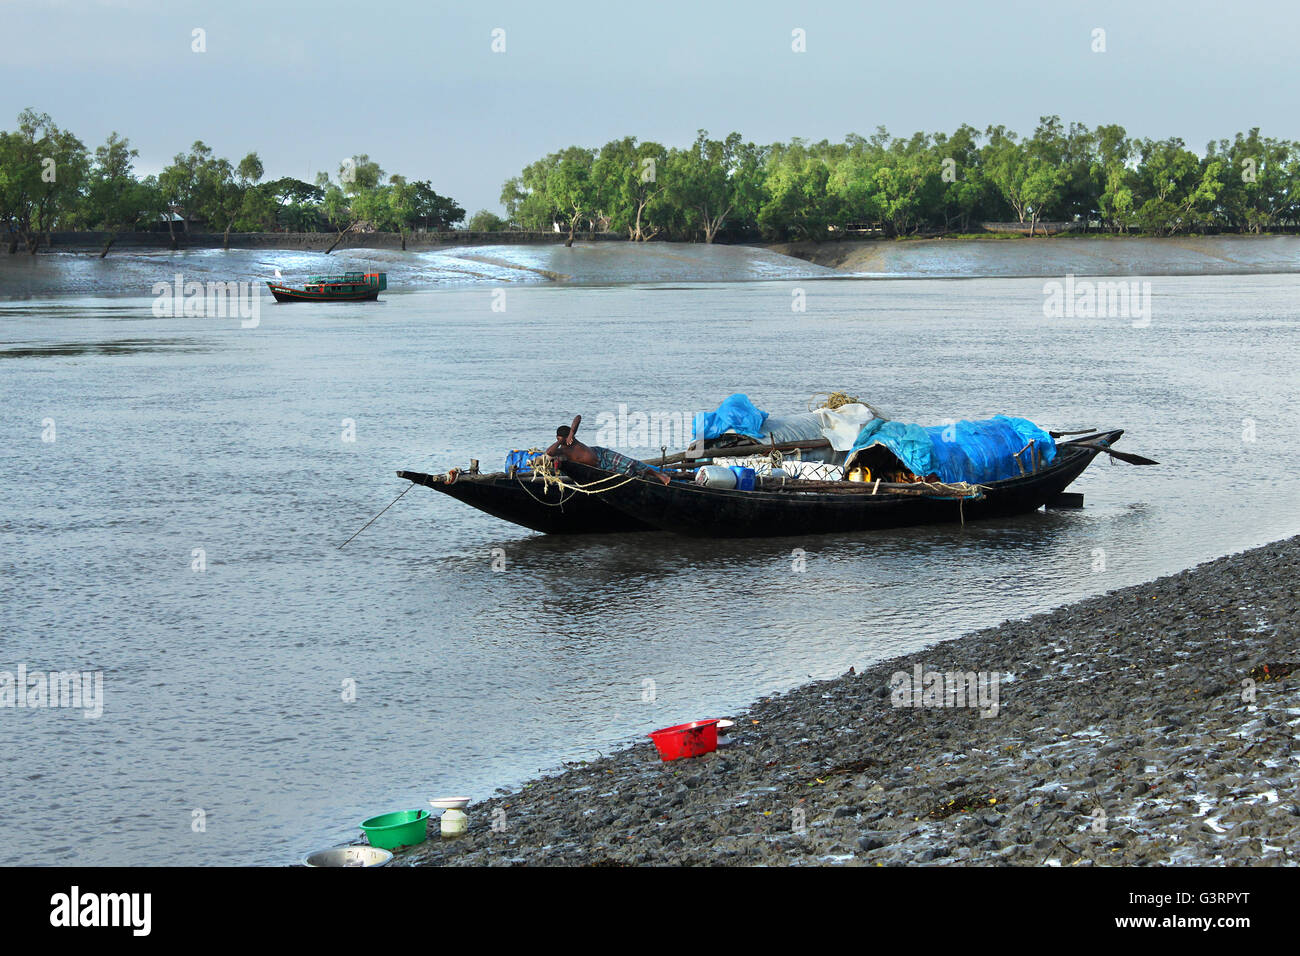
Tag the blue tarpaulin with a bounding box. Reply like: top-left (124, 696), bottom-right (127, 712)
top-left (846, 419), bottom-right (936, 475)
top-left (847, 415), bottom-right (1057, 483)
top-left (692, 393), bottom-right (769, 442)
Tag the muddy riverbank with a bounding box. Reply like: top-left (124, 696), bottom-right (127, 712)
top-left (395, 536), bottom-right (1300, 866)
top-left (767, 235), bottom-right (1300, 277)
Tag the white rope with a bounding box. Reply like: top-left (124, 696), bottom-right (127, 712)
top-left (528, 455), bottom-right (639, 497)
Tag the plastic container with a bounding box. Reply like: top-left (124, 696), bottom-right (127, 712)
top-left (695, 465), bottom-right (737, 488)
top-left (358, 809), bottom-right (430, 850)
top-left (728, 466), bottom-right (756, 490)
top-left (648, 719), bottom-right (721, 761)
top-left (430, 797), bottom-right (471, 837)
top-left (302, 846), bottom-right (393, 867)
top-left (504, 449), bottom-right (540, 472)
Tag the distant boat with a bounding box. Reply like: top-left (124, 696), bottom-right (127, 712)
top-left (267, 272), bottom-right (386, 302)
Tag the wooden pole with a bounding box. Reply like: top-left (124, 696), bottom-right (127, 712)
top-left (680, 437), bottom-right (831, 463)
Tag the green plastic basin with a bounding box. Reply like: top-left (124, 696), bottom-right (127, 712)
top-left (359, 809), bottom-right (430, 850)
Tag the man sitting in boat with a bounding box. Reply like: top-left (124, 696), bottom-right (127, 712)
top-left (545, 415), bottom-right (671, 485)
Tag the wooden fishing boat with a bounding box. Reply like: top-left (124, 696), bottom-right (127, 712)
top-left (555, 430), bottom-right (1131, 538)
top-left (397, 469), bottom-right (651, 535)
top-left (267, 272), bottom-right (386, 302)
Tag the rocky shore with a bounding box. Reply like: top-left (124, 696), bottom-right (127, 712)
top-left (392, 535), bottom-right (1300, 867)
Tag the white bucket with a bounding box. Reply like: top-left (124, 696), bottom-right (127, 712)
top-left (695, 465), bottom-right (737, 488)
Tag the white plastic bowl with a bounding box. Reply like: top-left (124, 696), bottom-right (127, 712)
top-left (429, 796), bottom-right (471, 810)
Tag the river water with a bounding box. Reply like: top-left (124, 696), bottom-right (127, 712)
top-left (2, 240), bottom-right (1298, 865)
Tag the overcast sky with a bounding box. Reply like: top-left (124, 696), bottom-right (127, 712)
top-left (3, 0), bottom-right (1297, 215)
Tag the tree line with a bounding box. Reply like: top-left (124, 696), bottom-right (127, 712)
top-left (6, 109), bottom-right (1299, 255)
top-left (0, 109), bottom-right (465, 256)
top-left (498, 118), bottom-right (1300, 244)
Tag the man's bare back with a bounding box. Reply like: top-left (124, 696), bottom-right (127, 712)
top-left (545, 415), bottom-right (671, 484)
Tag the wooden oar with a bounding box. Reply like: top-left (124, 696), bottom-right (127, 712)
top-left (1099, 447), bottom-right (1159, 465)
top-left (1070, 441), bottom-right (1159, 465)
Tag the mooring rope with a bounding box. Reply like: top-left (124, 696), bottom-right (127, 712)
top-left (915, 480), bottom-right (985, 499)
top-left (525, 455), bottom-right (640, 499)
top-left (515, 472), bottom-right (579, 508)
top-left (338, 482), bottom-right (414, 549)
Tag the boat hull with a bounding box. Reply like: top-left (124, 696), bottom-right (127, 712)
top-left (557, 431), bottom-right (1122, 538)
top-left (267, 283), bottom-right (380, 302)
top-left (398, 470), bottom-right (651, 535)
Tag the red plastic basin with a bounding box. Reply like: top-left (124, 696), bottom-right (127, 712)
top-left (648, 719), bottom-right (720, 761)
